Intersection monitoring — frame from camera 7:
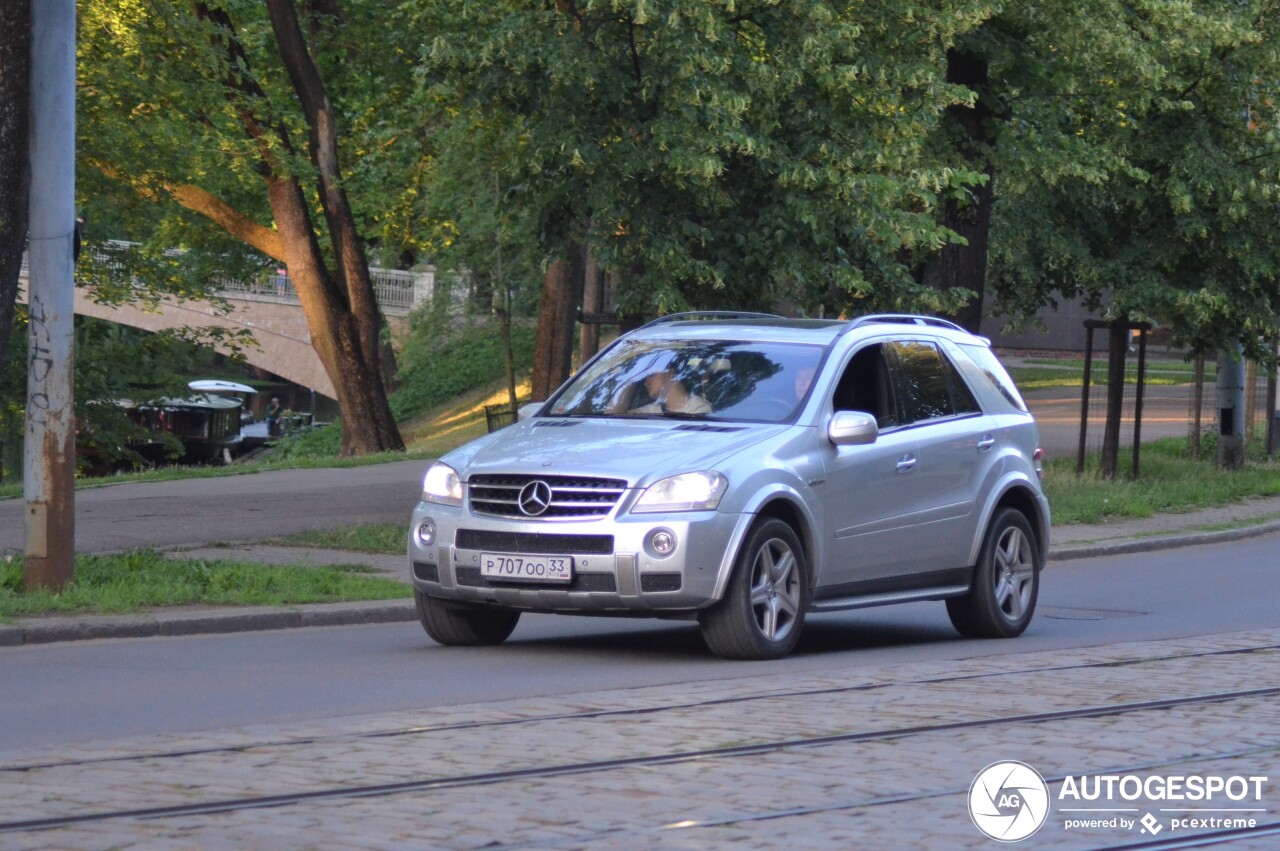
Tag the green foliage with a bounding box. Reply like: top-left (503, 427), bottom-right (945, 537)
top-left (412, 0), bottom-right (993, 316)
top-left (269, 421), bottom-right (344, 461)
top-left (985, 0), bottom-right (1280, 358)
top-left (391, 316), bottom-right (537, 420)
top-left (0, 549), bottom-right (408, 618)
top-left (79, 1), bottom-right (430, 270)
top-left (1045, 437), bottom-right (1280, 524)
top-left (273, 523), bottom-right (406, 555)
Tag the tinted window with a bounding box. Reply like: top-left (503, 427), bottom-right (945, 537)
top-left (942, 351), bottom-right (981, 415)
top-left (832, 344), bottom-right (899, 428)
top-left (888, 341), bottom-right (954, 424)
top-left (957, 343), bottom-right (1028, 413)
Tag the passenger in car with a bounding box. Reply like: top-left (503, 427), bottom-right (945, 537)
top-left (631, 366), bottom-right (712, 415)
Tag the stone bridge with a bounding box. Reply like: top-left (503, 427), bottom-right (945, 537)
top-left (19, 257), bottom-right (431, 399)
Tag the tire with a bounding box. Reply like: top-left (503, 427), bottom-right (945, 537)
top-left (415, 591), bottom-right (520, 646)
top-left (947, 507), bottom-right (1040, 638)
top-left (699, 518), bottom-right (809, 660)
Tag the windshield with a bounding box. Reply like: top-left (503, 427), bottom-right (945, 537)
top-left (546, 338), bottom-right (826, 423)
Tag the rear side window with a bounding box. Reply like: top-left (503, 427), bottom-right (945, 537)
top-left (957, 343), bottom-right (1028, 413)
top-left (886, 341), bottom-right (980, 425)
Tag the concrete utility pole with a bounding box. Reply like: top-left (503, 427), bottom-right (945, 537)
top-left (24, 0), bottom-right (76, 590)
top-left (1216, 344), bottom-right (1246, 469)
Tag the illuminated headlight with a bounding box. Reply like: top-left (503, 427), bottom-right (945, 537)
top-left (422, 463), bottom-right (462, 506)
top-left (632, 471), bottom-right (727, 513)
top-left (416, 519), bottom-right (437, 547)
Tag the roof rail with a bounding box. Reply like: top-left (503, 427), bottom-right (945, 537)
top-left (845, 314), bottom-right (968, 333)
top-left (639, 310), bottom-right (784, 329)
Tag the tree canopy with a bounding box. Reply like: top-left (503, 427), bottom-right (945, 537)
top-left (985, 0), bottom-right (1280, 358)
top-left (9, 0), bottom-right (1276, 448)
top-left (413, 0), bottom-right (994, 319)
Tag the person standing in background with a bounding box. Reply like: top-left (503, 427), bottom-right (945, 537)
top-left (265, 397), bottom-right (282, 436)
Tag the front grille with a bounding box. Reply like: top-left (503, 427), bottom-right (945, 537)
top-left (640, 573), bottom-right (682, 592)
top-left (469, 474), bottom-right (627, 520)
top-left (454, 529), bottom-right (615, 555)
top-left (455, 567), bottom-right (617, 592)
top-left (412, 561), bottom-right (440, 583)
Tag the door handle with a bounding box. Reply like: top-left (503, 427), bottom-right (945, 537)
top-left (896, 454), bottom-right (917, 473)
top-left (977, 435), bottom-right (996, 452)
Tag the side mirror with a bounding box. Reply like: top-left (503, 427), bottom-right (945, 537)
top-left (517, 402), bottom-right (542, 422)
top-left (828, 410), bottom-right (878, 446)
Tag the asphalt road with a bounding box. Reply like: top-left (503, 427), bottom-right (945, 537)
top-left (2, 531), bottom-right (1277, 751)
top-left (0, 459), bottom-right (429, 553)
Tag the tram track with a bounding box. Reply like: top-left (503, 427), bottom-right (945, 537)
top-left (6, 639), bottom-right (1279, 775)
top-left (499, 746), bottom-right (1280, 849)
top-left (3, 682), bottom-right (1277, 837)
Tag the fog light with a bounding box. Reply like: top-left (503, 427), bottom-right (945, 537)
top-left (649, 528), bottom-right (677, 557)
top-left (416, 519), bottom-right (437, 547)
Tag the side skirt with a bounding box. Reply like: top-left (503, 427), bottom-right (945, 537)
top-left (810, 567), bottom-right (971, 614)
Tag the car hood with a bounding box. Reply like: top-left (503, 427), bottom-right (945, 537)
top-left (446, 417), bottom-right (786, 486)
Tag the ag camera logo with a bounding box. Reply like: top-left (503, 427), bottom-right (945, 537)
top-left (969, 761), bottom-right (1050, 842)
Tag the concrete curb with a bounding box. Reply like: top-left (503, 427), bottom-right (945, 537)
top-left (5, 518), bottom-right (1280, 647)
top-left (0, 599), bottom-right (416, 647)
top-left (1049, 518), bottom-right (1280, 562)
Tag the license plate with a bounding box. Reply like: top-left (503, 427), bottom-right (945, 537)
top-left (480, 553), bottom-right (574, 583)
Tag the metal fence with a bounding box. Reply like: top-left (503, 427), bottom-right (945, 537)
top-left (1074, 349), bottom-right (1279, 473)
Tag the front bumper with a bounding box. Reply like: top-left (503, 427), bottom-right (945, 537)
top-left (408, 501), bottom-right (743, 613)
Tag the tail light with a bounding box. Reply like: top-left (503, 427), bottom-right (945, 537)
top-left (1033, 446), bottom-right (1045, 478)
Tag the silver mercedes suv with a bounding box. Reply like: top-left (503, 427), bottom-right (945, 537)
top-left (408, 313), bottom-right (1049, 659)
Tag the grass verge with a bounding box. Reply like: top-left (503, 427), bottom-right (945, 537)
top-left (1044, 437), bottom-right (1280, 525)
top-left (0, 550), bottom-right (409, 620)
top-left (273, 523), bottom-right (407, 555)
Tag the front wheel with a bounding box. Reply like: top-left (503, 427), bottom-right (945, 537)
top-left (947, 507), bottom-right (1040, 638)
top-left (699, 518), bottom-right (809, 660)
top-left (415, 591), bottom-right (520, 646)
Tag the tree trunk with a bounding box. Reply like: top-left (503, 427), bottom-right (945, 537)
top-left (0, 1), bottom-right (31, 369)
top-left (197, 1), bottom-right (401, 455)
top-left (530, 251), bottom-right (581, 400)
top-left (578, 252), bottom-right (605, 367)
top-left (265, 0), bottom-right (400, 453)
top-left (1100, 321), bottom-right (1129, 478)
top-left (916, 48), bottom-right (998, 333)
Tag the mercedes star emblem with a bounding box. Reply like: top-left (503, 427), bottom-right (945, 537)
top-left (518, 480), bottom-right (553, 516)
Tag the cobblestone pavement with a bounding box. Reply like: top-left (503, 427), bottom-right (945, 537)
top-left (3, 628), bottom-right (1277, 849)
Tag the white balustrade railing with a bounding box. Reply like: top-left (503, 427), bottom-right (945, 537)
top-left (21, 244), bottom-right (433, 314)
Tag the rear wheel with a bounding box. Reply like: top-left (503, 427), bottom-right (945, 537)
top-left (415, 591), bottom-right (520, 646)
top-left (947, 507), bottom-right (1039, 638)
top-left (699, 518), bottom-right (809, 660)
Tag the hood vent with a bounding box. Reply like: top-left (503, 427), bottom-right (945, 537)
top-left (532, 420), bottom-right (581, 428)
top-left (673, 423), bottom-right (746, 434)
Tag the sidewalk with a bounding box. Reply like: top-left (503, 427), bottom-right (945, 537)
top-left (3, 497), bottom-right (1280, 647)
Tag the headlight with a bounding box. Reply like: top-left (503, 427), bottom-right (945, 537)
top-left (422, 462), bottom-right (462, 505)
top-left (632, 471), bottom-right (727, 513)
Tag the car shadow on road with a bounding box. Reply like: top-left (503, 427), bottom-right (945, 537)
top-left (490, 609), bottom-right (963, 661)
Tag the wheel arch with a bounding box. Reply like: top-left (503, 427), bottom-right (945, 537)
top-left (971, 479), bottom-right (1050, 569)
top-left (711, 488), bottom-right (818, 601)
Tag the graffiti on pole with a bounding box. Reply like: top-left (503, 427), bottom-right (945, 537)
top-left (26, 293), bottom-right (53, 432)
